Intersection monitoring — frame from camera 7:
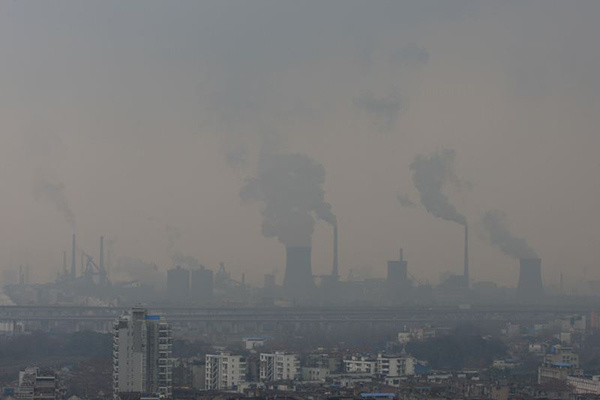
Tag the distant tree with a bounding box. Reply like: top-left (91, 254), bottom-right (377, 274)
top-left (172, 338), bottom-right (209, 358)
top-left (66, 358), bottom-right (112, 398)
top-left (0, 331), bottom-right (61, 359)
top-left (406, 325), bottom-right (507, 370)
top-left (63, 331), bottom-right (112, 358)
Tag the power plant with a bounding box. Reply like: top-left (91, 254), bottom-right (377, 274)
top-left (283, 246), bottom-right (316, 301)
top-left (517, 258), bottom-right (543, 301)
top-left (3, 226), bottom-right (555, 308)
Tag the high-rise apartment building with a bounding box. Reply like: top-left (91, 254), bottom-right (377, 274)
top-left (112, 307), bottom-right (172, 400)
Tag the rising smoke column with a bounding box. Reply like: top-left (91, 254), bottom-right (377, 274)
top-left (409, 149), bottom-right (467, 226)
top-left (482, 210), bottom-right (538, 259)
top-left (241, 153), bottom-right (336, 247)
top-left (33, 169), bottom-right (76, 230)
top-left (26, 130), bottom-right (76, 230)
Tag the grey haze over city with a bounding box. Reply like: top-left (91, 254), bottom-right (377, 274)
top-left (1, 0), bottom-right (600, 291)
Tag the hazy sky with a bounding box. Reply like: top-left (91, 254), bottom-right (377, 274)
top-left (1, 1), bottom-right (599, 289)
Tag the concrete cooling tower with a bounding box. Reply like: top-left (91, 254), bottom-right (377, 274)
top-left (517, 258), bottom-right (543, 301)
top-left (283, 246), bottom-right (316, 301)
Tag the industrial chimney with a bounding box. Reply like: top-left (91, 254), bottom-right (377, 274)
top-left (331, 222), bottom-right (339, 279)
top-left (63, 251), bottom-right (67, 275)
top-left (71, 234), bottom-right (76, 278)
top-left (283, 246), bottom-right (316, 301)
top-left (517, 258), bottom-right (543, 301)
top-left (464, 224), bottom-right (469, 287)
top-left (99, 236), bottom-right (105, 272)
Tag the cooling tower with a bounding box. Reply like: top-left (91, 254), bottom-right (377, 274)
top-left (387, 249), bottom-right (408, 297)
top-left (283, 246), bottom-right (316, 300)
top-left (517, 258), bottom-right (543, 300)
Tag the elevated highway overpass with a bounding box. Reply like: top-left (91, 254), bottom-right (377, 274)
top-left (0, 304), bottom-right (596, 335)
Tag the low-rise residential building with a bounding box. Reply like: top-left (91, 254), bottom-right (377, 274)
top-left (305, 353), bottom-right (340, 373)
top-left (243, 337), bottom-right (268, 350)
top-left (538, 363), bottom-right (582, 384)
top-left (259, 352), bottom-right (300, 382)
top-left (343, 354), bottom-right (415, 377)
top-left (544, 345), bottom-right (579, 368)
top-left (343, 356), bottom-right (377, 375)
top-left (301, 367), bottom-right (330, 382)
top-left (16, 367), bottom-right (58, 400)
top-left (397, 327), bottom-right (436, 344)
top-left (205, 352), bottom-right (247, 390)
top-left (492, 358), bottom-right (519, 370)
top-left (567, 375), bottom-right (600, 394)
top-left (377, 354), bottom-right (415, 377)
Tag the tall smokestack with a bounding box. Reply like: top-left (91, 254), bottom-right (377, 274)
top-left (99, 236), bottom-right (105, 272)
top-left (283, 246), bottom-right (316, 301)
top-left (518, 258), bottom-right (543, 301)
top-left (332, 223), bottom-right (339, 279)
top-left (464, 224), bottom-right (469, 286)
top-left (63, 251), bottom-right (67, 274)
top-left (71, 234), bottom-right (76, 278)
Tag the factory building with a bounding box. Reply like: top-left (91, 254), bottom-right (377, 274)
top-left (190, 266), bottom-right (214, 303)
top-left (259, 352), bottom-right (301, 382)
top-left (205, 352), bottom-right (247, 390)
top-left (167, 266), bottom-right (190, 304)
top-left (112, 307), bottom-right (172, 400)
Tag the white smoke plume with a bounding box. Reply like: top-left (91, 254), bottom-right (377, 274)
top-left (482, 209), bottom-right (538, 259)
top-left (241, 152), bottom-right (335, 247)
top-left (409, 149), bottom-right (467, 226)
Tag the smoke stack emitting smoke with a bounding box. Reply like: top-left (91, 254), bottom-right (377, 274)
top-left (33, 173), bottom-right (76, 230)
top-left (241, 153), bottom-right (336, 247)
top-left (408, 149), bottom-right (467, 227)
top-left (407, 149), bottom-right (469, 283)
top-left (482, 209), bottom-right (538, 259)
